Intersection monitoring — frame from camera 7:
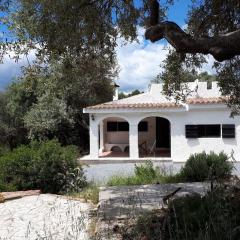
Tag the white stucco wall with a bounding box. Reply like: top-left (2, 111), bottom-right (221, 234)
top-left (171, 109), bottom-right (240, 162)
top-left (88, 106), bottom-right (240, 162)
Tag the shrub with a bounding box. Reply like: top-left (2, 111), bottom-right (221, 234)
top-left (180, 151), bottom-right (233, 182)
top-left (167, 188), bottom-right (240, 240)
top-left (108, 161), bottom-right (158, 186)
top-left (0, 140), bottom-right (86, 193)
top-left (107, 161), bottom-right (180, 186)
top-left (120, 187), bottom-right (240, 240)
top-left (134, 160), bottom-right (157, 181)
top-left (0, 145), bottom-right (9, 158)
top-left (69, 184), bottom-right (99, 204)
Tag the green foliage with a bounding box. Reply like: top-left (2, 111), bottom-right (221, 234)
top-left (180, 151), bottom-right (233, 182)
top-left (0, 57), bottom-right (114, 148)
top-left (0, 139), bottom-right (86, 193)
top-left (123, 187), bottom-right (240, 240)
top-left (121, 211), bottom-right (165, 240)
top-left (24, 93), bottom-right (70, 140)
top-left (118, 89), bottom-right (142, 99)
top-left (188, 0), bottom-right (239, 37)
top-left (0, 145), bottom-right (9, 157)
top-left (155, 49), bottom-right (214, 102)
top-left (160, 0), bottom-right (239, 114)
top-left (167, 189), bottom-right (240, 240)
top-left (107, 153), bottom-right (233, 187)
top-left (134, 160), bottom-right (157, 180)
top-left (69, 184), bottom-right (99, 204)
top-left (0, 90), bottom-right (29, 149)
top-left (216, 57), bottom-right (240, 116)
top-left (60, 167), bottom-right (87, 194)
top-left (107, 161), bottom-right (180, 186)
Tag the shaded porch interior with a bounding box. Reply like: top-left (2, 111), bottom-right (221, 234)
top-left (99, 116), bottom-right (171, 158)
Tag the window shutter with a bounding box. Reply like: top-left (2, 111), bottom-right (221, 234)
top-left (185, 125), bottom-right (198, 138)
top-left (222, 124), bottom-right (235, 138)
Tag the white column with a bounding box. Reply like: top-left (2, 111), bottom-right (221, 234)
top-left (129, 123), bottom-right (139, 159)
top-left (89, 115), bottom-right (99, 159)
top-left (99, 121), bottom-right (104, 153)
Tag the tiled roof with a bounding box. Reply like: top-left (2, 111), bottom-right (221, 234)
top-left (86, 102), bottom-right (182, 110)
top-left (187, 97), bottom-right (226, 104)
top-left (84, 82), bottom-right (226, 111)
top-left (86, 97), bottom-right (226, 110)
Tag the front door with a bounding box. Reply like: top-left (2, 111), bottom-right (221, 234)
top-left (156, 117), bottom-right (170, 148)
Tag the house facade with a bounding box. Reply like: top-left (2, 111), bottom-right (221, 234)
top-left (83, 81), bottom-right (240, 162)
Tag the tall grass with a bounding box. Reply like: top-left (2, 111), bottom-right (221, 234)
top-left (107, 161), bottom-right (180, 186)
top-left (107, 152), bottom-right (233, 186)
top-left (120, 186), bottom-right (240, 240)
top-left (69, 184), bottom-right (99, 204)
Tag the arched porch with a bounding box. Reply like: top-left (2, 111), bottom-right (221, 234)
top-left (138, 116), bottom-right (171, 158)
top-left (98, 117), bottom-right (130, 158)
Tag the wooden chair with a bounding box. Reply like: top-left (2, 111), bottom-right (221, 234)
top-left (139, 140), bottom-right (149, 156)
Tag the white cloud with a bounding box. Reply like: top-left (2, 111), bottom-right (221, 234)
top-left (200, 54), bottom-right (216, 75)
top-left (0, 29), bottom-right (215, 93)
top-left (0, 50), bottom-right (36, 91)
top-left (115, 27), bottom-right (169, 92)
top-left (116, 27), bottom-right (215, 92)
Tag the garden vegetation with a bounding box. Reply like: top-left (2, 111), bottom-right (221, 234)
top-left (107, 151), bottom-right (233, 186)
top-left (0, 139), bottom-right (86, 193)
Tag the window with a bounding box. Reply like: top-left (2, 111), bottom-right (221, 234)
top-left (107, 121), bottom-right (129, 132)
top-left (138, 121), bottom-right (148, 132)
top-left (198, 125), bottom-right (220, 137)
top-left (185, 124), bottom-right (221, 138)
top-left (207, 81), bottom-right (212, 89)
top-left (222, 124), bottom-right (235, 138)
top-left (185, 125), bottom-right (198, 138)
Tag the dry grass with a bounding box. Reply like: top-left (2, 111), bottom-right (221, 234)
top-left (0, 193), bottom-right (4, 203)
top-left (68, 184), bottom-right (99, 205)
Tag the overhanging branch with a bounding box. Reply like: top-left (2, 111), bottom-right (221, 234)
top-left (145, 22), bottom-right (240, 61)
top-left (145, 0), bottom-right (240, 61)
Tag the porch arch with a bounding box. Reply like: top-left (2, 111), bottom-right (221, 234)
top-left (96, 114), bottom-right (130, 125)
top-left (138, 116), bottom-right (171, 158)
top-left (98, 116), bottom-right (130, 158)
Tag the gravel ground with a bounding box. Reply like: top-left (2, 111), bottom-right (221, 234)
top-left (0, 194), bottom-right (90, 240)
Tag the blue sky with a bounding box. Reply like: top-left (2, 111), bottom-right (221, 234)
top-left (0, 0), bottom-right (214, 92)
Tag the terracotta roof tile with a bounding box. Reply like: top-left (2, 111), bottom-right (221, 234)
top-left (86, 97), bottom-right (227, 110)
top-left (187, 97), bottom-right (226, 104)
top-left (86, 102), bottom-right (182, 110)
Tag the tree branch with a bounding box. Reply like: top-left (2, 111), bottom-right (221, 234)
top-left (145, 21), bottom-right (240, 62)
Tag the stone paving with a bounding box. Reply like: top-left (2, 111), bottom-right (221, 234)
top-left (99, 182), bottom-right (210, 220)
top-left (0, 194), bottom-right (91, 240)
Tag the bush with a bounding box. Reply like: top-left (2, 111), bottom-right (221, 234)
top-left (120, 187), bottom-right (240, 240)
top-left (134, 160), bottom-right (157, 181)
top-left (0, 145), bottom-right (9, 158)
top-left (167, 188), bottom-right (240, 240)
top-left (180, 151), bottom-right (233, 182)
top-left (0, 140), bottom-right (86, 193)
top-left (107, 161), bottom-right (179, 186)
top-left (69, 184), bottom-right (99, 204)
top-left (108, 161), bottom-right (159, 186)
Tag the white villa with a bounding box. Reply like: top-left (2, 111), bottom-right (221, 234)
top-left (83, 81), bottom-right (240, 162)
